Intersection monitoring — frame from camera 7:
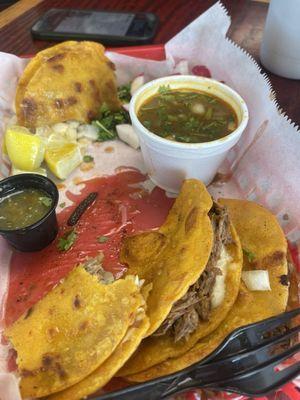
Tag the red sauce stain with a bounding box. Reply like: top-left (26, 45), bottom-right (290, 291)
top-left (7, 348), bottom-right (17, 372)
top-left (191, 65), bottom-right (211, 78)
top-left (5, 169), bottom-right (174, 326)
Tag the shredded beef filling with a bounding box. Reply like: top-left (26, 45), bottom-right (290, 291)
top-left (154, 202), bottom-right (234, 342)
top-left (83, 253), bottom-right (115, 284)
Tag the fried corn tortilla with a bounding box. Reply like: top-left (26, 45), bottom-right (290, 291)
top-left (5, 266), bottom-right (146, 398)
top-left (121, 179), bottom-right (214, 337)
top-left (125, 198), bottom-right (289, 382)
top-left (118, 205), bottom-right (243, 376)
top-left (16, 41), bottom-right (120, 128)
top-left (47, 308), bottom-right (149, 400)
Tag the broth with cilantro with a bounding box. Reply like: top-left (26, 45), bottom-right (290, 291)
top-left (0, 188), bottom-right (52, 230)
top-left (138, 86), bottom-right (237, 143)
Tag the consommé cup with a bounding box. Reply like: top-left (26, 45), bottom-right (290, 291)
top-left (129, 75), bottom-right (249, 193)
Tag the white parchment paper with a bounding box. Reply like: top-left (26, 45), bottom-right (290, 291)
top-left (0, 2), bottom-right (299, 398)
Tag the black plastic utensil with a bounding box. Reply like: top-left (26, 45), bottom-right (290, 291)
top-left (0, 174), bottom-right (59, 251)
top-left (93, 308), bottom-right (300, 400)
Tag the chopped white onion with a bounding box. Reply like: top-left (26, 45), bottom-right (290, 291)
top-left (77, 124), bottom-right (98, 141)
top-left (64, 126), bottom-right (77, 142)
top-left (191, 103), bottom-right (205, 115)
top-left (67, 120), bottom-right (80, 129)
top-left (35, 126), bottom-right (52, 142)
top-left (122, 103), bottom-right (130, 112)
top-left (116, 124), bottom-right (140, 149)
top-left (52, 122), bottom-right (68, 134)
top-left (173, 59), bottom-right (189, 75)
top-left (130, 75), bottom-right (145, 96)
top-left (211, 247), bottom-right (232, 308)
top-left (242, 270), bottom-right (271, 291)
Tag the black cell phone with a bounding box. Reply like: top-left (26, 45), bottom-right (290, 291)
top-left (31, 8), bottom-right (159, 46)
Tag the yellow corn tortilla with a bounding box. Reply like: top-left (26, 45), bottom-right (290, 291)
top-left (46, 309), bottom-right (149, 400)
top-left (119, 222), bottom-right (242, 377)
top-left (125, 198), bottom-right (289, 382)
top-left (5, 266), bottom-right (145, 398)
top-left (121, 179), bottom-right (214, 337)
top-left (16, 41), bottom-right (120, 128)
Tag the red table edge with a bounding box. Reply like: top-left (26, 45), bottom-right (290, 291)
top-left (108, 43), bottom-right (166, 60)
top-left (21, 43), bottom-right (166, 60)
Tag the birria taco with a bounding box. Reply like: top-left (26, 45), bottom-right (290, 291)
top-left (123, 198), bottom-right (290, 382)
top-left (118, 180), bottom-right (243, 377)
top-left (15, 41), bottom-right (120, 128)
top-left (5, 262), bottom-right (148, 398)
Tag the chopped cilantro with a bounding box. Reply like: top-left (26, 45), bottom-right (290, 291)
top-left (143, 120), bottom-right (151, 129)
top-left (118, 83), bottom-right (131, 103)
top-left (204, 107), bottom-right (213, 119)
top-left (59, 202), bottom-right (66, 208)
top-left (158, 85), bottom-right (171, 95)
top-left (97, 235), bottom-right (109, 243)
top-left (185, 116), bottom-right (199, 130)
top-left (157, 107), bottom-right (168, 122)
top-left (204, 95), bottom-right (217, 104)
top-left (57, 229), bottom-right (77, 252)
top-left (243, 248), bottom-right (256, 263)
top-left (39, 196), bottom-right (52, 207)
top-left (92, 103), bottom-right (130, 142)
top-left (83, 155), bottom-right (94, 163)
top-left (176, 135), bottom-right (192, 143)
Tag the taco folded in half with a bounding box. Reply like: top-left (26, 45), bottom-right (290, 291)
top-left (124, 198), bottom-right (290, 382)
top-left (5, 262), bottom-right (148, 398)
top-left (46, 306), bottom-right (149, 400)
top-left (118, 181), bottom-right (243, 377)
top-left (15, 41), bottom-right (120, 128)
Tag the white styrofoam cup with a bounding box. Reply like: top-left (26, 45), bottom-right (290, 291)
top-left (260, 0), bottom-right (300, 79)
top-left (130, 75), bottom-right (249, 193)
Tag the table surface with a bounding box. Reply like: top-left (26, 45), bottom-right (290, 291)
top-left (0, 0), bottom-right (299, 127)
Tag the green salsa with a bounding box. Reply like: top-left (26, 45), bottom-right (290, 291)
top-left (0, 188), bottom-right (52, 230)
top-left (138, 86), bottom-right (238, 143)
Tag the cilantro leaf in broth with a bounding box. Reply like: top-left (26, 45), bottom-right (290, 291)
top-left (138, 87), bottom-right (237, 143)
top-left (204, 95), bottom-right (217, 104)
top-left (143, 120), bottom-right (151, 129)
top-left (157, 108), bottom-right (168, 122)
top-left (158, 85), bottom-right (171, 95)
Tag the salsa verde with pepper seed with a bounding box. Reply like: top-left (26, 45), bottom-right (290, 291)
top-left (0, 188), bottom-right (52, 230)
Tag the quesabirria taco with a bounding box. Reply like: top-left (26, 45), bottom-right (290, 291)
top-left (118, 180), bottom-right (243, 377)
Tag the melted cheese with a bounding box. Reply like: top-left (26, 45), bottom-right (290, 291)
top-left (211, 246), bottom-right (232, 309)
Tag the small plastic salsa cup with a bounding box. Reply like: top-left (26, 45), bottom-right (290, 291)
top-left (129, 75), bottom-right (249, 193)
top-left (0, 174), bottom-right (59, 252)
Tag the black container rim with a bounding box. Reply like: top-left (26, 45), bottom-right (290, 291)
top-left (0, 173), bottom-right (59, 234)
